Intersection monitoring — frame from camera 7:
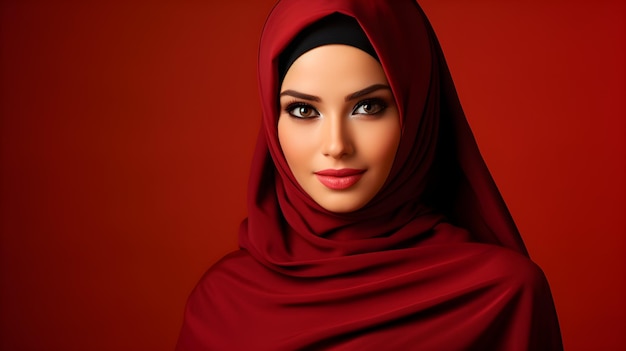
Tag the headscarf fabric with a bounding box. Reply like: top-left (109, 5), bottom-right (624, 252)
top-left (278, 13), bottom-right (379, 83)
top-left (176, 0), bottom-right (562, 349)
top-left (242, 0), bottom-right (528, 275)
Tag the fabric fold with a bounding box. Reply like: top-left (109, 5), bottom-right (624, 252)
top-left (176, 0), bottom-right (562, 349)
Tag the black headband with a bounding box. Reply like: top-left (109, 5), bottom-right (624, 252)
top-left (278, 13), bottom-right (379, 84)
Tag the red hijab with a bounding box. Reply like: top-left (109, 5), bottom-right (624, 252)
top-left (177, 0), bottom-right (562, 349)
top-left (241, 0), bottom-right (527, 274)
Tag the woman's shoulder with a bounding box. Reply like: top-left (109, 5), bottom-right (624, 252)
top-left (177, 249), bottom-right (266, 350)
top-left (189, 249), bottom-right (281, 300)
top-left (195, 249), bottom-right (260, 286)
top-left (446, 242), bottom-right (551, 293)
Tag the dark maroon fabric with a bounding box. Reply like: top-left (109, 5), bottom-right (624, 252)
top-left (176, 0), bottom-right (563, 349)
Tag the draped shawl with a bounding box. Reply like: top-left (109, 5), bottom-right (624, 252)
top-left (177, 0), bottom-right (563, 349)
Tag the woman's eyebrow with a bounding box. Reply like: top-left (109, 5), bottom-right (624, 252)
top-left (279, 84), bottom-right (391, 103)
top-left (345, 84), bottom-right (391, 101)
top-left (279, 90), bottom-right (321, 102)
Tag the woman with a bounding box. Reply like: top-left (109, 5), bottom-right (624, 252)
top-left (177, 0), bottom-right (563, 349)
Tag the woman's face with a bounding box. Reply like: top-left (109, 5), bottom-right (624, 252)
top-left (278, 45), bottom-right (401, 213)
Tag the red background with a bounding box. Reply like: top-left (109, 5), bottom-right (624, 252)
top-left (1, 0), bottom-right (624, 350)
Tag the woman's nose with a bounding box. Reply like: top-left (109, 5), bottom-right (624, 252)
top-left (321, 114), bottom-right (354, 159)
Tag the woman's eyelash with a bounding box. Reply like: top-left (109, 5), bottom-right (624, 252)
top-left (284, 101), bottom-right (319, 119)
top-left (283, 97), bottom-right (389, 118)
top-left (352, 98), bottom-right (388, 115)
top-left (284, 100), bottom-right (307, 110)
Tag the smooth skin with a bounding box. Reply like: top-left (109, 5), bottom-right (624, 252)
top-left (278, 45), bottom-right (401, 213)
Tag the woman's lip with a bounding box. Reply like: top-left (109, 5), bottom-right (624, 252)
top-left (314, 168), bottom-right (365, 177)
top-left (314, 169), bottom-right (365, 190)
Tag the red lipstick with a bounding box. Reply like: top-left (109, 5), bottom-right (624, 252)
top-left (314, 169), bottom-right (365, 190)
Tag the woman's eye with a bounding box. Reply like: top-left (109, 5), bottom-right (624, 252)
top-left (287, 104), bottom-right (319, 119)
top-left (353, 99), bottom-right (387, 115)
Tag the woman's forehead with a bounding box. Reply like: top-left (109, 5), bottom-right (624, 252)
top-left (280, 45), bottom-right (388, 95)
